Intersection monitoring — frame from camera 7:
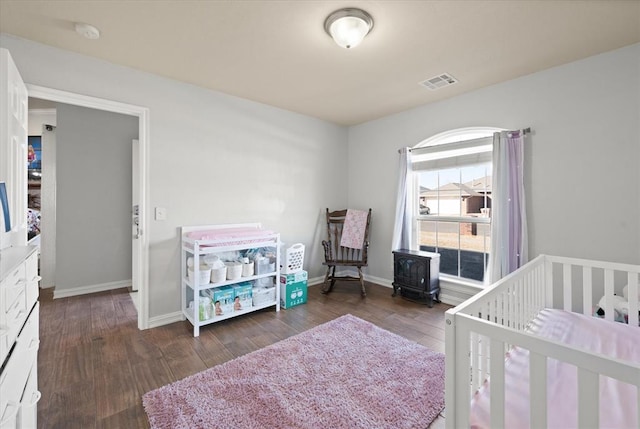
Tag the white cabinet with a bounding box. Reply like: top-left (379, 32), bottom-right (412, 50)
top-left (181, 223), bottom-right (281, 337)
top-left (0, 245), bottom-right (40, 429)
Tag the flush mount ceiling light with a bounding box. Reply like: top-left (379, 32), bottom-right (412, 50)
top-left (75, 22), bottom-right (100, 40)
top-left (324, 8), bottom-right (374, 49)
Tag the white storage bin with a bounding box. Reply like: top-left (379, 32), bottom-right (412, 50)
top-left (225, 262), bottom-right (242, 280)
top-left (210, 266), bottom-right (227, 283)
top-left (188, 268), bottom-right (211, 284)
top-left (256, 277), bottom-right (274, 287)
top-left (252, 287), bottom-right (276, 306)
top-left (241, 261), bottom-right (254, 277)
top-left (281, 243), bottom-right (305, 274)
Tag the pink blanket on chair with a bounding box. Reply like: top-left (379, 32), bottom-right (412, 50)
top-left (340, 209), bottom-right (368, 249)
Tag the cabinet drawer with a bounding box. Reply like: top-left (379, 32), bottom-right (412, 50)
top-left (0, 304), bottom-right (39, 429)
top-left (25, 252), bottom-right (38, 281)
top-left (17, 303), bottom-right (39, 363)
top-left (4, 264), bottom-right (25, 291)
top-left (25, 280), bottom-right (39, 313)
top-left (2, 266), bottom-right (26, 314)
top-left (18, 362), bottom-right (40, 429)
top-left (0, 289), bottom-right (28, 365)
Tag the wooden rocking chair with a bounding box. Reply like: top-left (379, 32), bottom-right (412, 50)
top-left (321, 208), bottom-right (372, 297)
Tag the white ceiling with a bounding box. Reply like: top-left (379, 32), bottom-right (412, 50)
top-left (1, 1), bottom-right (639, 126)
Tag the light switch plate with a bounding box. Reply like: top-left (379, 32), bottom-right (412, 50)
top-left (155, 207), bottom-right (167, 221)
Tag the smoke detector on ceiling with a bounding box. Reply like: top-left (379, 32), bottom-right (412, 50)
top-left (75, 22), bottom-right (100, 40)
top-left (420, 73), bottom-right (458, 91)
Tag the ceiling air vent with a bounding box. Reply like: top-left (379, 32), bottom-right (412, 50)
top-left (420, 73), bottom-right (458, 91)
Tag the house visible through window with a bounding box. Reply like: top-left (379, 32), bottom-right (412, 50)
top-left (411, 128), bottom-right (499, 283)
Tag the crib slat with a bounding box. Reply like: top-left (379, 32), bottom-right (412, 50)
top-left (583, 266), bottom-right (592, 316)
top-left (545, 258), bottom-right (554, 308)
top-left (535, 264), bottom-right (542, 319)
top-left (577, 368), bottom-right (599, 428)
top-left (563, 263), bottom-right (572, 311)
top-left (537, 264), bottom-right (543, 311)
top-left (490, 338), bottom-right (505, 429)
top-left (604, 269), bottom-right (615, 322)
top-left (509, 282), bottom-right (515, 329)
top-left (471, 332), bottom-right (480, 392)
top-left (628, 272), bottom-right (638, 326)
top-left (481, 334), bottom-right (489, 388)
top-left (529, 352), bottom-right (547, 428)
top-left (519, 277), bottom-right (525, 330)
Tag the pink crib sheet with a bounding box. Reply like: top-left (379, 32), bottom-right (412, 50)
top-left (470, 308), bottom-right (639, 429)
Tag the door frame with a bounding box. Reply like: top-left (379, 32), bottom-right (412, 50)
top-left (39, 124), bottom-right (56, 290)
top-left (27, 84), bottom-right (150, 330)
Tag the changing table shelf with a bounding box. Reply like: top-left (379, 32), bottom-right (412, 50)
top-left (181, 223), bottom-right (281, 337)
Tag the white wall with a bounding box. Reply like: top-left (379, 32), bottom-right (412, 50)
top-left (0, 34), bottom-right (348, 318)
top-left (27, 108), bottom-right (56, 203)
top-left (28, 109), bottom-right (56, 135)
top-left (349, 43), bottom-right (640, 286)
top-left (55, 104), bottom-right (138, 292)
top-left (4, 33), bottom-right (637, 318)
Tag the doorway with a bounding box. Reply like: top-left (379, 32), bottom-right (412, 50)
top-left (27, 85), bottom-right (150, 330)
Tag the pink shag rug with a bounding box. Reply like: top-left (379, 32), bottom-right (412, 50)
top-left (142, 314), bottom-right (445, 429)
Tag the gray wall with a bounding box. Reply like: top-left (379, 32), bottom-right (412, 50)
top-left (55, 104), bottom-right (138, 291)
top-left (0, 34), bottom-right (348, 318)
top-left (348, 43), bottom-right (640, 285)
top-left (2, 33), bottom-right (638, 319)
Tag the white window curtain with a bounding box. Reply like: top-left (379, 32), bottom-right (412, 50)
top-left (391, 147), bottom-right (413, 251)
top-left (488, 130), bottom-right (528, 283)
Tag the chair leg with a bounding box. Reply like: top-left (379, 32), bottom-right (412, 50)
top-left (358, 267), bottom-right (366, 298)
top-left (330, 266), bottom-right (337, 289)
top-left (322, 266), bottom-right (334, 294)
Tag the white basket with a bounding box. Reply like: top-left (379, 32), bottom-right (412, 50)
top-left (188, 268), bottom-right (211, 285)
top-left (281, 243), bottom-right (304, 274)
top-left (210, 266), bottom-right (227, 283)
top-left (225, 262), bottom-right (242, 280)
top-left (252, 287), bottom-right (276, 306)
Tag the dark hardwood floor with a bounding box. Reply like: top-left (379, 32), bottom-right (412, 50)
top-left (37, 281), bottom-right (451, 429)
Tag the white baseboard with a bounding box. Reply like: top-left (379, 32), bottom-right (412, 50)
top-left (312, 269), bottom-right (393, 289)
top-left (53, 279), bottom-right (131, 299)
top-left (364, 274), bottom-right (393, 288)
top-left (361, 273), bottom-right (477, 306)
top-left (147, 311), bottom-right (184, 329)
top-left (143, 272), bottom-right (480, 330)
top-left (307, 275), bottom-right (325, 286)
top-left (438, 292), bottom-right (467, 307)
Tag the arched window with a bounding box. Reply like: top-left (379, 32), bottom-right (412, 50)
top-left (412, 127), bottom-right (503, 283)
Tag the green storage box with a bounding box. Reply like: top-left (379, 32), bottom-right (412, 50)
top-left (279, 270), bottom-right (308, 309)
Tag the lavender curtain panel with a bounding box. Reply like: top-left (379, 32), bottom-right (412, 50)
top-left (392, 147), bottom-right (413, 251)
top-left (488, 131), bottom-right (528, 283)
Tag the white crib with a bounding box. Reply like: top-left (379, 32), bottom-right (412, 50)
top-left (444, 254), bottom-right (640, 429)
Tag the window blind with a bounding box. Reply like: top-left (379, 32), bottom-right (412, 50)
top-left (411, 136), bottom-right (492, 171)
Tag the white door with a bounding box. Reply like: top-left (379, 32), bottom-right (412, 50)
top-left (0, 48), bottom-right (28, 248)
top-left (131, 139), bottom-right (141, 293)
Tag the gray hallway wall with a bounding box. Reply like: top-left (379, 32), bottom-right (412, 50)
top-left (55, 103), bottom-right (138, 292)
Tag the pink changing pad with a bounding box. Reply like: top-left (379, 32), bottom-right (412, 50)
top-left (186, 227), bottom-right (276, 247)
top-left (470, 308), bottom-right (640, 429)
